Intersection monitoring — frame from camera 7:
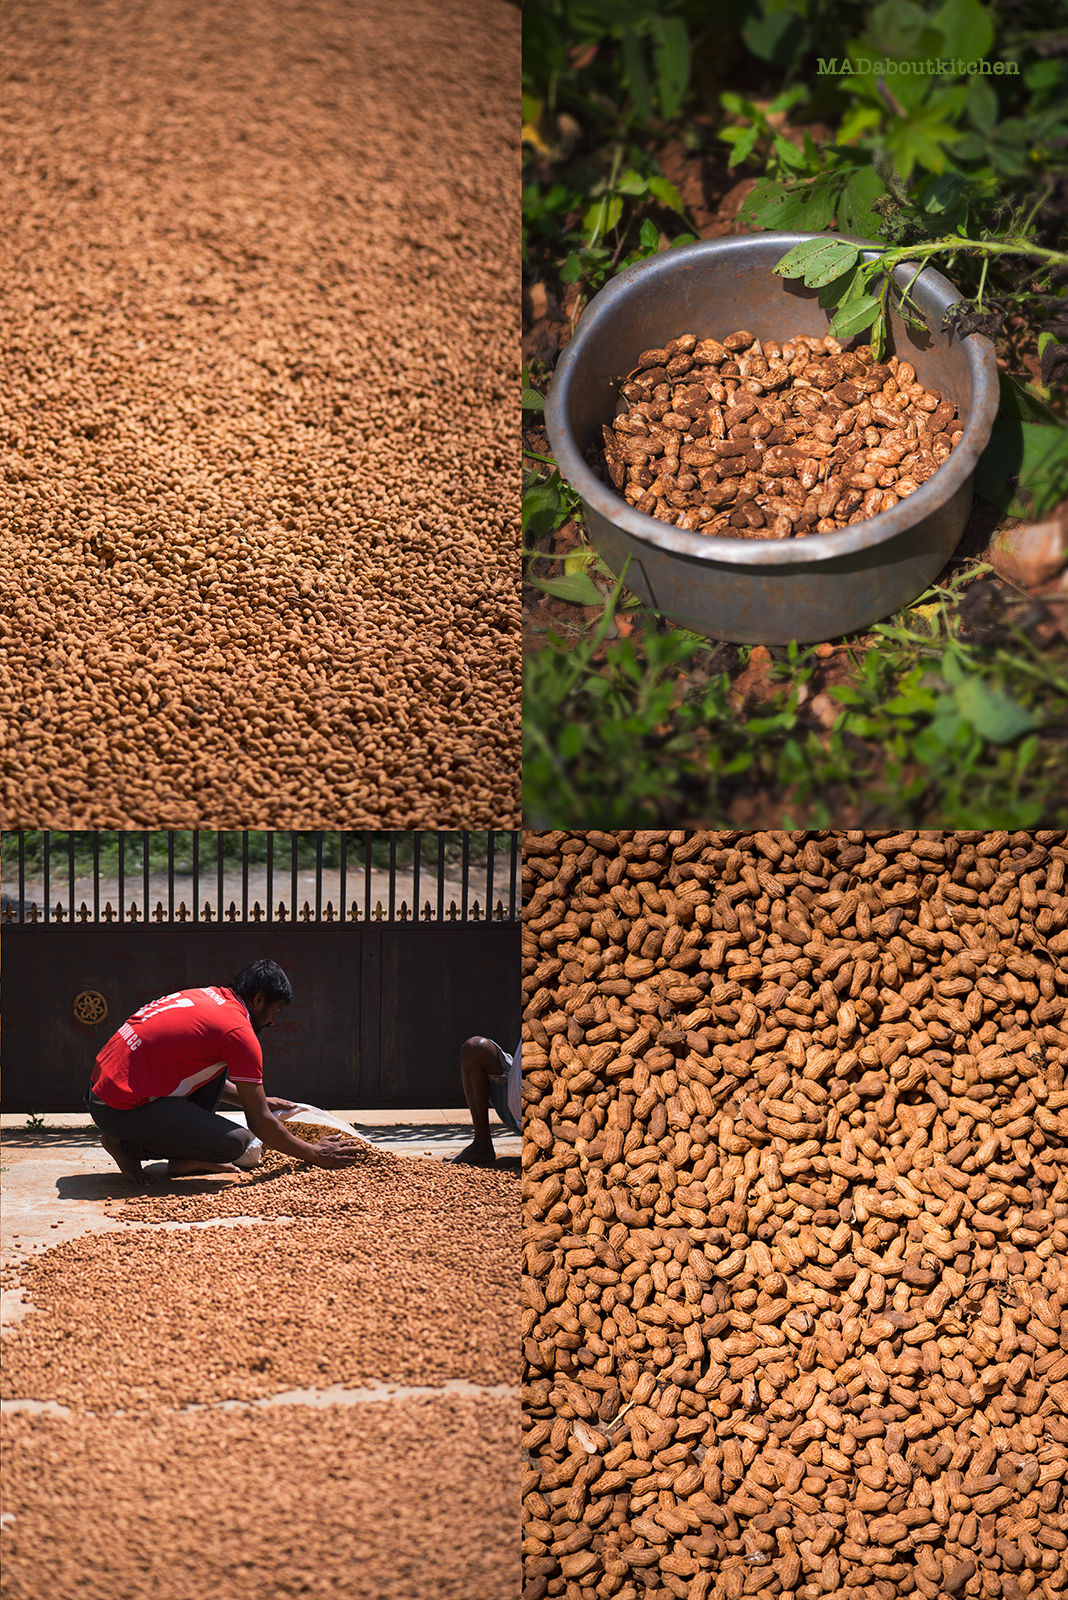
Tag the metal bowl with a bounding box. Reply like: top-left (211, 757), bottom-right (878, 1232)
top-left (544, 232), bottom-right (999, 644)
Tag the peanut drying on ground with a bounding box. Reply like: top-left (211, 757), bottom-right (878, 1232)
top-left (0, 0), bottom-right (519, 827)
top-left (521, 828), bottom-right (1068, 1600)
top-left (1, 1154), bottom-right (519, 1411)
top-left (597, 333), bottom-right (962, 538)
top-left (2, 1395), bottom-right (519, 1600)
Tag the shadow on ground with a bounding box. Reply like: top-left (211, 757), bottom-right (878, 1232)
top-left (1, 1129), bottom-right (104, 1149)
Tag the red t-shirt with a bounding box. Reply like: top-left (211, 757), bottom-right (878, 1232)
top-left (92, 986), bottom-right (263, 1110)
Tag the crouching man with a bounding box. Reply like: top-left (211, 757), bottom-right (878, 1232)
top-left (87, 958), bottom-right (362, 1183)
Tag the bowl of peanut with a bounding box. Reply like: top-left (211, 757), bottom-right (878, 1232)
top-left (544, 232), bottom-right (1000, 644)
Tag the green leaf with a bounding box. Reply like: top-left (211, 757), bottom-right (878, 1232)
top-left (739, 174), bottom-right (841, 232)
top-left (743, 0), bottom-right (806, 66)
top-left (557, 721), bottom-right (586, 761)
top-left (941, 649), bottom-right (967, 688)
top-left (650, 14), bottom-right (691, 124)
top-left (837, 166), bottom-right (889, 239)
top-left (772, 132), bottom-right (808, 171)
top-left (802, 240), bottom-right (860, 287)
top-left (726, 123), bottom-right (760, 169)
top-left (583, 195), bottom-right (623, 238)
top-left (617, 168), bottom-right (650, 197)
top-left (975, 408), bottom-right (1068, 518)
top-left (998, 373), bottom-right (1061, 426)
top-left (817, 260), bottom-right (861, 310)
top-left (954, 677), bottom-right (1037, 745)
top-left (886, 105), bottom-right (961, 179)
top-left (522, 388), bottom-right (545, 412)
top-left (828, 294), bottom-right (881, 338)
top-left (1025, 59), bottom-right (1063, 92)
top-left (646, 175), bottom-right (684, 214)
top-left (639, 217), bottom-right (659, 253)
top-left (526, 571), bottom-right (605, 607)
top-left (774, 237), bottom-right (840, 279)
top-left (930, 0), bottom-right (994, 63)
top-left (668, 233), bottom-right (696, 249)
top-left (620, 26), bottom-right (653, 123)
top-left (523, 476), bottom-right (565, 538)
top-left (921, 172), bottom-right (966, 217)
top-left (869, 309), bottom-right (887, 359)
top-left (950, 132), bottom-right (989, 163)
top-left (967, 75), bottom-right (998, 135)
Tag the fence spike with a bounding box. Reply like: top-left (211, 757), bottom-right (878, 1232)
top-left (103, 902), bottom-right (115, 923)
top-left (176, 901), bottom-right (188, 923)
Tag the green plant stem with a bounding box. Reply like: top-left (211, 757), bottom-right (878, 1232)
top-left (556, 558), bottom-right (633, 702)
top-left (873, 235), bottom-right (1068, 274)
top-left (589, 143), bottom-right (624, 248)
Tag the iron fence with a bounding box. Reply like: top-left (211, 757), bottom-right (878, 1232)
top-left (0, 831), bottom-right (521, 927)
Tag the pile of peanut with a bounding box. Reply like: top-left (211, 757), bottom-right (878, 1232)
top-left (2, 1157), bottom-right (518, 1411)
top-left (599, 334), bottom-right (962, 538)
top-left (521, 829), bottom-right (1068, 1600)
top-left (0, 0), bottom-right (519, 828)
top-left (3, 1396), bottom-right (519, 1600)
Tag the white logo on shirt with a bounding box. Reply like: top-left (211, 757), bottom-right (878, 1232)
top-left (130, 993), bottom-right (196, 1025)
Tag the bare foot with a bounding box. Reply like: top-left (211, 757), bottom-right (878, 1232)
top-left (449, 1140), bottom-right (497, 1168)
top-left (167, 1158), bottom-right (241, 1177)
top-left (101, 1135), bottom-right (146, 1184)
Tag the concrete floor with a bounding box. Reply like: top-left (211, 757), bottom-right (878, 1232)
top-left (0, 1109), bottom-right (521, 1342)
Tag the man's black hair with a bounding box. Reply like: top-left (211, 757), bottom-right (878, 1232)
top-left (232, 959), bottom-right (293, 1005)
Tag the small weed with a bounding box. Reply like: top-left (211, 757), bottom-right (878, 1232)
top-left (24, 1112), bottom-right (47, 1132)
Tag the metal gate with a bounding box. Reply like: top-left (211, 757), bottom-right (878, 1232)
top-left (1, 831), bottom-right (521, 1111)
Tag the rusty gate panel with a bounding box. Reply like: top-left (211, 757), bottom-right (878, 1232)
top-left (0, 923), bottom-right (521, 1111)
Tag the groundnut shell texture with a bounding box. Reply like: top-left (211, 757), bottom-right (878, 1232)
top-left (521, 828), bottom-right (1068, 1600)
top-left (0, 0), bottom-right (519, 827)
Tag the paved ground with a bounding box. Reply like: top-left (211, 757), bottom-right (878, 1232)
top-left (0, 1108), bottom-right (521, 1332)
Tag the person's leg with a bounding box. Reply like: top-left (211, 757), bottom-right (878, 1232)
top-left (451, 1036), bottom-right (507, 1166)
top-left (164, 1075), bottom-right (257, 1177)
top-left (89, 1086), bottom-right (255, 1182)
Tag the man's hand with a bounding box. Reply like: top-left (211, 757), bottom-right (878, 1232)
top-left (234, 1081), bottom-right (363, 1169)
top-left (266, 1096), bottom-right (299, 1114)
top-left (311, 1136), bottom-right (365, 1170)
